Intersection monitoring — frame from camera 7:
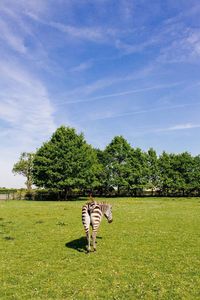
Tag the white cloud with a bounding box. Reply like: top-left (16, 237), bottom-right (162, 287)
top-left (160, 30), bottom-right (200, 63)
top-left (25, 9), bottom-right (134, 49)
top-left (120, 0), bottom-right (134, 21)
top-left (0, 58), bottom-right (56, 187)
top-left (57, 79), bottom-right (183, 105)
top-left (56, 65), bottom-right (154, 105)
top-left (186, 31), bottom-right (200, 56)
top-left (0, 19), bottom-right (27, 54)
top-left (152, 123), bottom-right (200, 134)
top-left (50, 22), bottom-right (109, 43)
top-left (164, 123), bottom-right (200, 131)
top-left (3, 0), bottom-right (200, 62)
top-left (0, 2), bottom-right (51, 67)
top-left (89, 102), bottom-right (200, 121)
top-left (0, 3), bottom-right (60, 188)
top-left (70, 60), bottom-right (93, 72)
top-left (0, 0), bottom-right (47, 17)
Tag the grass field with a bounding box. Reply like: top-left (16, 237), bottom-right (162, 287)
top-left (0, 198), bottom-right (200, 299)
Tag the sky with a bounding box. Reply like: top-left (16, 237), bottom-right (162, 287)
top-left (0, 0), bottom-right (200, 188)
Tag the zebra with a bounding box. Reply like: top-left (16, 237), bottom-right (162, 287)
top-left (82, 199), bottom-right (113, 252)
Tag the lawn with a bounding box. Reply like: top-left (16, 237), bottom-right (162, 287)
top-left (0, 198), bottom-right (200, 299)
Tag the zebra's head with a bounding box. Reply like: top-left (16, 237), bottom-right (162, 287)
top-left (104, 204), bottom-right (113, 223)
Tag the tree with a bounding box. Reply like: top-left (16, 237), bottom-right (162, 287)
top-left (171, 152), bottom-right (194, 196)
top-left (12, 152), bottom-right (35, 191)
top-left (94, 148), bottom-right (110, 195)
top-left (128, 148), bottom-right (149, 196)
top-left (158, 152), bottom-right (174, 196)
top-left (192, 155), bottom-right (200, 195)
top-left (146, 148), bottom-right (160, 195)
top-left (32, 126), bottom-right (100, 199)
top-left (104, 136), bottom-right (132, 195)
top-left (158, 152), bottom-right (192, 196)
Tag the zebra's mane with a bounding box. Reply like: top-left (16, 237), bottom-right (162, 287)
top-left (87, 200), bottom-right (110, 213)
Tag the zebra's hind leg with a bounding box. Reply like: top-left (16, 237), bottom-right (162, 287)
top-left (82, 207), bottom-right (91, 253)
top-left (86, 229), bottom-right (91, 253)
top-left (92, 230), bottom-right (97, 251)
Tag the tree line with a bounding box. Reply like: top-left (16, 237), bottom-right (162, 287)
top-left (13, 126), bottom-right (200, 199)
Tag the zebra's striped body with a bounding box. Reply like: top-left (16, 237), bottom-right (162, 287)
top-left (82, 200), bottom-right (113, 252)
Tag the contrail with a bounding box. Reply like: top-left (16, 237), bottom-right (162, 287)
top-left (56, 82), bottom-right (184, 105)
top-left (91, 102), bottom-right (200, 121)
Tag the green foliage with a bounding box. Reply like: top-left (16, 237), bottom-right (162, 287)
top-left (104, 136), bottom-right (132, 194)
top-left (32, 126), bottom-right (100, 197)
top-left (158, 151), bottom-right (197, 196)
top-left (127, 148), bottom-right (149, 195)
top-left (94, 137), bottom-right (200, 197)
top-left (94, 148), bottom-right (111, 194)
top-left (192, 155), bottom-right (200, 193)
top-left (146, 148), bottom-right (160, 191)
top-left (12, 152), bottom-right (34, 190)
top-left (1, 198), bottom-right (200, 299)
top-left (0, 188), bottom-right (17, 194)
top-left (13, 126), bottom-right (200, 197)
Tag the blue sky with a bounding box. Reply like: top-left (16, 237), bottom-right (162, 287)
top-left (0, 0), bottom-right (200, 187)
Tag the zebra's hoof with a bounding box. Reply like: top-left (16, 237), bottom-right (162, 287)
top-left (93, 248), bottom-right (96, 252)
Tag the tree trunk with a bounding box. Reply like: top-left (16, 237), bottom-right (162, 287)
top-left (26, 176), bottom-right (32, 191)
top-left (64, 188), bottom-right (69, 200)
top-left (117, 185), bottom-right (120, 196)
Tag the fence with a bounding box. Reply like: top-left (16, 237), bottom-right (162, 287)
top-left (0, 193), bottom-right (15, 200)
top-left (0, 191), bottom-right (26, 200)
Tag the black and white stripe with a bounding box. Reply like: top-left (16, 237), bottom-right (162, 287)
top-left (82, 200), bottom-right (113, 252)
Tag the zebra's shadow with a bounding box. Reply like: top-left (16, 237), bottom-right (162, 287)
top-left (65, 236), bottom-right (102, 253)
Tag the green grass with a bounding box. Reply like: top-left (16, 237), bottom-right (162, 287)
top-left (0, 198), bottom-right (200, 299)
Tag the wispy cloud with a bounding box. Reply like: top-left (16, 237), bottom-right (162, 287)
top-left (70, 60), bottom-right (93, 72)
top-left (25, 7), bottom-right (135, 50)
top-left (0, 53), bottom-right (57, 188)
top-left (157, 123), bottom-right (200, 132)
top-left (116, 4), bottom-right (200, 59)
top-left (0, 58), bottom-right (56, 148)
top-left (57, 80), bottom-right (183, 105)
top-left (0, 17), bottom-right (27, 54)
top-left (50, 22), bottom-right (113, 43)
top-left (25, 11), bottom-right (122, 44)
top-left (54, 64), bottom-right (154, 105)
top-left (0, 0), bottom-right (47, 18)
top-left (158, 29), bottom-right (200, 64)
top-left (119, 0), bottom-right (135, 22)
top-left (186, 30), bottom-right (200, 56)
top-left (89, 102), bottom-right (200, 121)
top-left (0, 2), bottom-right (51, 66)
top-left (8, 0), bottom-right (200, 63)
